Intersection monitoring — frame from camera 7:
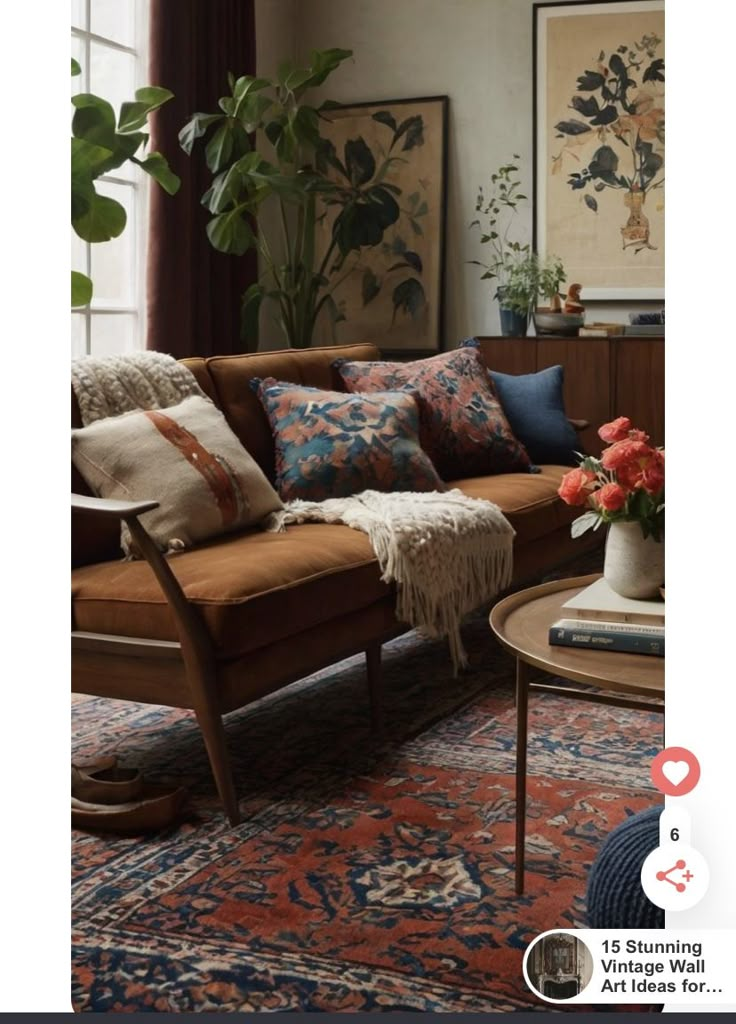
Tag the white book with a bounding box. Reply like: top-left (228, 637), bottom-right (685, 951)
top-left (563, 577), bottom-right (664, 626)
top-left (552, 618), bottom-right (664, 638)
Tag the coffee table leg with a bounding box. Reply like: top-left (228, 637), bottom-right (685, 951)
top-left (515, 658), bottom-right (530, 895)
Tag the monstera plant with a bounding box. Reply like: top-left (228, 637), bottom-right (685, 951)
top-left (71, 58), bottom-right (180, 307)
top-left (180, 49), bottom-right (419, 349)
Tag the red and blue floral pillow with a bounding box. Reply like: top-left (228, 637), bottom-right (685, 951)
top-left (334, 346), bottom-right (533, 479)
top-left (251, 377), bottom-right (445, 501)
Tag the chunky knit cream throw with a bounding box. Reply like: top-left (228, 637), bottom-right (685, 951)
top-left (72, 352), bottom-right (205, 425)
top-left (270, 489), bottom-right (515, 673)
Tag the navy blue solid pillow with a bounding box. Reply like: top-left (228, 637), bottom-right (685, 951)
top-left (459, 337), bottom-right (579, 465)
top-left (488, 365), bottom-right (579, 466)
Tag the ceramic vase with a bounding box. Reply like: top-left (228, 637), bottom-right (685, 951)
top-left (603, 521), bottom-right (664, 600)
top-left (498, 306), bottom-right (529, 337)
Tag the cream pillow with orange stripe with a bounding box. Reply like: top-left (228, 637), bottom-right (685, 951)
top-left (72, 395), bottom-right (282, 556)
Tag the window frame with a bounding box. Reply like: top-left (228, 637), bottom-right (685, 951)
top-left (71, 0), bottom-right (150, 356)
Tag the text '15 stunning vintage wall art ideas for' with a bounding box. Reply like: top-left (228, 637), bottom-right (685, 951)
top-left (534, 0), bottom-right (664, 299)
top-left (315, 96), bottom-right (448, 355)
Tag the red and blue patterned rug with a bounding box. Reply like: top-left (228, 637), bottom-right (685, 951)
top-left (72, 565), bottom-right (662, 1012)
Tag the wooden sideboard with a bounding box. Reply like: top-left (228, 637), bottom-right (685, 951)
top-left (476, 335), bottom-right (664, 455)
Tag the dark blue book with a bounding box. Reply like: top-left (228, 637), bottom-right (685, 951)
top-left (549, 618), bottom-right (664, 658)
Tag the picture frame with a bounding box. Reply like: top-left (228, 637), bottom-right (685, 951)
top-left (533, 1), bottom-right (664, 300)
top-left (315, 95), bottom-right (448, 357)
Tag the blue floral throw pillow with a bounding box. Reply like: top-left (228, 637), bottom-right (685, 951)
top-left (251, 378), bottom-right (445, 501)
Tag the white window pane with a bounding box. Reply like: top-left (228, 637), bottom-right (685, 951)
top-left (71, 35), bottom-right (85, 92)
top-left (90, 314), bottom-right (138, 356)
top-left (71, 0), bottom-right (85, 30)
top-left (90, 41), bottom-right (135, 127)
top-left (90, 182), bottom-right (135, 308)
top-left (91, 0), bottom-right (136, 49)
top-left (72, 313), bottom-right (88, 358)
top-left (72, 226), bottom-right (87, 284)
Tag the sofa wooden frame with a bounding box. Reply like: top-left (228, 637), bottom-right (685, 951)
top-left (71, 494), bottom-right (392, 826)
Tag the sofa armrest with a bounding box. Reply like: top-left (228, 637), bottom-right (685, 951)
top-left (71, 493), bottom-right (216, 681)
top-left (568, 418), bottom-right (589, 433)
top-left (72, 493), bottom-right (159, 520)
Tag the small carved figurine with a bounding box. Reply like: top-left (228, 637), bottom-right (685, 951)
top-left (563, 283), bottom-right (584, 315)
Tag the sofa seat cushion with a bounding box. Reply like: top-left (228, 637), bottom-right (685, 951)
top-left (453, 465), bottom-right (577, 546)
top-left (72, 523), bottom-right (390, 659)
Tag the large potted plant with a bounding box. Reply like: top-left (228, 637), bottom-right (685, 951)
top-left (180, 49), bottom-right (420, 349)
top-left (71, 59), bottom-right (180, 307)
top-left (558, 416), bottom-right (664, 599)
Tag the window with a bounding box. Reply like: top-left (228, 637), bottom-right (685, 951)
top-left (71, 1), bottom-right (149, 356)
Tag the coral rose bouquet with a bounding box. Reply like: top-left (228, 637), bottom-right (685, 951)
top-left (558, 417), bottom-right (664, 541)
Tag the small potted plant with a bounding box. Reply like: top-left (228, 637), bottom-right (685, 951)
top-left (558, 417), bottom-right (664, 599)
top-left (469, 157), bottom-right (564, 337)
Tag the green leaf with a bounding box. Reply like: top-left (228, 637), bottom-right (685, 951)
top-left (73, 192), bottom-right (127, 242)
top-left (117, 86), bottom-right (174, 132)
top-left (305, 47), bottom-right (353, 88)
top-left (179, 112), bottom-right (222, 154)
top-left (233, 75), bottom-right (270, 109)
top-left (240, 282), bottom-right (264, 345)
top-left (291, 105), bottom-right (321, 149)
top-left (71, 270), bottom-right (92, 307)
top-left (205, 121), bottom-right (234, 173)
top-left (136, 152), bottom-right (181, 194)
top-left (238, 93), bottom-right (273, 132)
top-left (206, 209), bottom-right (255, 255)
top-left (71, 136), bottom-right (116, 180)
top-left (72, 93), bottom-right (117, 148)
top-left (71, 57), bottom-right (81, 77)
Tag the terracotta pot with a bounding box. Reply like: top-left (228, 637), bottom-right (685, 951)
top-left (604, 521), bottom-right (664, 600)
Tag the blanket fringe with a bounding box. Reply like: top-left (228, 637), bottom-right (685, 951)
top-left (269, 490), bottom-right (514, 674)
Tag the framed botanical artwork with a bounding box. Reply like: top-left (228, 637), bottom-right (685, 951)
top-left (534, 1), bottom-right (664, 299)
top-left (314, 96), bottom-right (448, 356)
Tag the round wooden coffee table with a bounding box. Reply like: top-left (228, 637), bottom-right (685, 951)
top-left (489, 572), bottom-right (664, 894)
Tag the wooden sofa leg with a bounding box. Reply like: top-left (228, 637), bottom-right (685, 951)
top-left (366, 643), bottom-right (384, 736)
top-left (194, 705), bottom-right (241, 826)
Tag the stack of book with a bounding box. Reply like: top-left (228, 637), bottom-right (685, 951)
top-left (549, 577), bottom-right (664, 657)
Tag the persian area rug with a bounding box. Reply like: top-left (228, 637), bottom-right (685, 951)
top-left (72, 564), bottom-right (662, 1013)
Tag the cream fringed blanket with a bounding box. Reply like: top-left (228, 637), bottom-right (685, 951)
top-left (72, 352), bottom-right (205, 425)
top-left (270, 489), bottom-right (515, 673)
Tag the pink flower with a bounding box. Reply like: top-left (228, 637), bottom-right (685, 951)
top-left (600, 438), bottom-right (653, 471)
top-left (641, 449), bottom-right (665, 495)
top-left (598, 417), bottom-right (632, 443)
top-left (558, 468), bottom-right (596, 506)
top-left (595, 482), bottom-right (627, 512)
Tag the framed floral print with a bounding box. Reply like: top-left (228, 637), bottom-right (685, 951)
top-left (534, 1), bottom-right (664, 299)
top-left (314, 96), bottom-right (449, 356)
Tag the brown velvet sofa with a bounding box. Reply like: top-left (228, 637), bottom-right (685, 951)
top-left (72, 343), bottom-right (599, 823)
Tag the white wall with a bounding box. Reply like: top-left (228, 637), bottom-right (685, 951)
top-left (257, 0), bottom-right (661, 349)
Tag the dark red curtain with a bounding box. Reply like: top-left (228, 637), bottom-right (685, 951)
top-left (146, 0), bottom-right (257, 357)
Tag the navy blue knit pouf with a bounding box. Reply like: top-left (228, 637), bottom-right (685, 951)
top-left (587, 805), bottom-right (664, 929)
